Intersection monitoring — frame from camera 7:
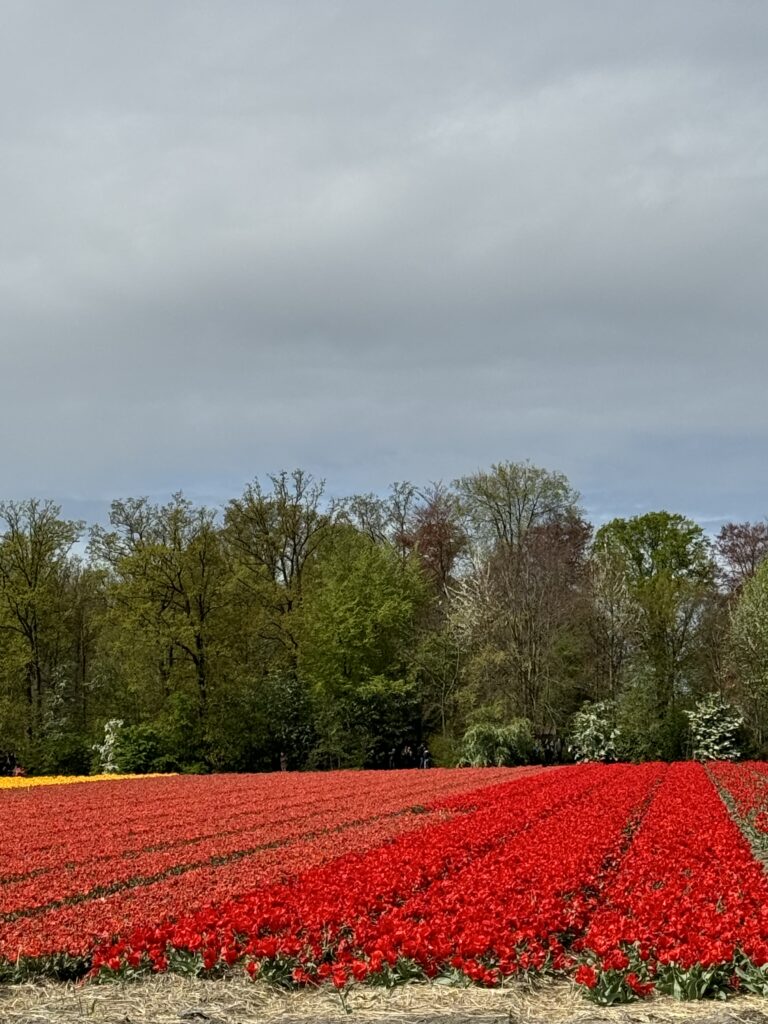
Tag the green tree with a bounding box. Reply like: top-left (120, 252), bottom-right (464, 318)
top-left (685, 693), bottom-right (743, 761)
top-left (595, 512), bottom-right (715, 719)
top-left (569, 700), bottom-right (620, 763)
top-left (224, 471), bottom-right (339, 678)
top-left (0, 500), bottom-right (84, 766)
top-left (90, 495), bottom-right (227, 763)
top-left (299, 525), bottom-right (427, 766)
top-left (588, 535), bottom-right (641, 699)
top-left (729, 559), bottom-right (768, 750)
top-left (460, 719), bottom-right (534, 766)
top-left (455, 460), bottom-right (581, 553)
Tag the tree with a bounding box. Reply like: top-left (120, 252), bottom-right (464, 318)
top-left (408, 483), bottom-right (467, 593)
top-left (459, 719), bottom-right (534, 767)
top-left (588, 535), bottom-right (642, 699)
top-left (299, 525), bottom-right (427, 766)
top-left (90, 495), bottom-right (227, 753)
top-left (729, 559), bottom-right (768, 749)
top-left (0, 500), bottom-right (84, 762)
top-left (569, 701), bottom-right (620, 763)
top-left (224, 471), bottom-right (338, 676)
top-left (595, 512), bottom-right (715, 719)
top-left (685, 693), bottom-right (743, 761)
top-left (715, 521), bottom-right (768, 593)
top-left (453, 512), bottom-right (592, 729)
top-left (455, 460), bottom-right (581, 553)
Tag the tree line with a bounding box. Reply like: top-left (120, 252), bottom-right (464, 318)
top-left (1, 462), bottom-right (767, 774)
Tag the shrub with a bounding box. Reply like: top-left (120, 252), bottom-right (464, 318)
top-left (569, 701), bottom-right (620, 763)
top-left (685, 693), bottom-right (743, 761)
top-left (427, 733), bottom-right (460, 768)
top-left (460, 719), bottom-right (534, 767)
top-left (113, 724), bottom-right (165, 774)
top-left (40, 734), bottom-right (93, 775)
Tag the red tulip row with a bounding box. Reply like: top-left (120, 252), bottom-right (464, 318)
top-left (0, 766), bottom-right (536, 960)
top-left (1, 768), bottom-right (532, 915)
top-left (90, 762), bottom-right (768, 1004)
top-left (709, 761), bottom-right (768, 834)
top-left (577, 762), bottom-right (768, 1002)
top-left (7, 761), bottom-right (768, 1006)
top-left (91, 763), bottom-right (655, 982)
top-left (0, 767), bottom-right (522, 879)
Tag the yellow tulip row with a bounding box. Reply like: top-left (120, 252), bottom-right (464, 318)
top-left (0, 773), bottom-right (171, 789)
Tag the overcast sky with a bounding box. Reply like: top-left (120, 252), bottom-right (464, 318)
top-left (2, 1), bottom-right (767, 530)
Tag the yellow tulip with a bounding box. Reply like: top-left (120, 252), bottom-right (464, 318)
top-left (0, 773), bottom-right (172, 789)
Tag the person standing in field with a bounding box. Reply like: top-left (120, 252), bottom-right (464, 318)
top-left (279, 751), bottom-right (288, 772)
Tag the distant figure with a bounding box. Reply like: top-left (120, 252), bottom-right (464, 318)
top-left (279, 751), bottom-right (288, 772)
top-left (402, 744), bottom-right (414, 768)
top-left (421, 746), bottom-right (431, 769)
top-left (417, 743), bottom-right (427, 768)
top-left (12, 764), bottom-right (25, 777)
top-left (388, 747), bottom-right (396, 770)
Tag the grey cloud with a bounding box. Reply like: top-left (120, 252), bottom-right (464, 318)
top-left (1, 1), bottom-right (767, 526)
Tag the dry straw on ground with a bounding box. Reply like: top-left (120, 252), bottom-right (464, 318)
top-left (2, 976), bottom-right (768, 1024)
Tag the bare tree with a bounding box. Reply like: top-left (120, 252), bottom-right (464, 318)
top-left (715, 521), bottom-right (768, 593)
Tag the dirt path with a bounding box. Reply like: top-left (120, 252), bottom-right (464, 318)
top-left (2, 977), bottom-right (768, 1024)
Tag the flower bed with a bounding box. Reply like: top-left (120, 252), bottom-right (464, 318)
top-left (577, 762), bottom-right (768, 1002)
top-left (5, 761), bottom-right (768, 1005)
top-left (0, 767), bottom-right (531, 962)
top-left (0, 774), bottom-right (169, 789)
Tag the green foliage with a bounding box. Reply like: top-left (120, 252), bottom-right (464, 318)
top-left (569, 701), bottom-right (620, 762)
top-left (37, 733), bottom-right (93, 775)
top-left (310, 676), bottom-right (420, 769)
top-left (614, 678), bottom-right (689, 762)
top-left (455, 460), bottom-right (582, 550)
top-left (205, 674), bottom-right (316, 773)
top-left (460, 719), bottom-right (534, 766)
top-left (595, 511), bottom-right (713, 584)
top-left (0, 468), bottom-right (767, 772)
top-left (301, 525), bottom-right (427, 767)
top-left (427, 733), bottom-right (460, 767)
top-left (655, 961), bottom-right (733, 1000)
top-left (656, 705), bottom-right (690, 761)
top-left (595, 512), bottom-right (715, 721)
top-left (112, 724), bottom-right (165, 773)
top-left (685, 693), bottom-right (743, 761)
top-left (730, 559), bottom-right (768, 745)
top-left (156, 691), bottom-right (206, 771)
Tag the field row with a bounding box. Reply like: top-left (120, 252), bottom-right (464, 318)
top-left (5, 763), bottom-right (768, 1002)
top-left (0, 767), bottom-right (524, 960)
top-left (0, 773), bottom-right (169, 789)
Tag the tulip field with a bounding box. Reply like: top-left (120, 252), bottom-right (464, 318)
top-left (4, 763), bottom-right (768, 1003)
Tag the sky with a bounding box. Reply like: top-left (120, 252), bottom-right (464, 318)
top-left (1, 1), bottom-right (767, 531)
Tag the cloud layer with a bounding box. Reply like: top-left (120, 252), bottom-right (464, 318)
top-left (2, 1), bottom-right (767, 526)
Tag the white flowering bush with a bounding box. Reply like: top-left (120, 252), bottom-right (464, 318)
top-left (92, 719), bottom-right (124, 773)
top-left (686, 694), bottom-right (743, 761)
top-left (570, 701), bottom-right (620, 763)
